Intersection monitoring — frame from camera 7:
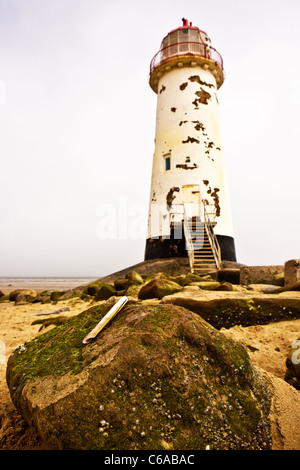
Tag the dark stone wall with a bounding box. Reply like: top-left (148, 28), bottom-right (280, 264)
top-left (145, 227), bottom-right (237, 262)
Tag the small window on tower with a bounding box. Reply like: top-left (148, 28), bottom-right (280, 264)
top-left (165, 156), bottom-right (171, 171)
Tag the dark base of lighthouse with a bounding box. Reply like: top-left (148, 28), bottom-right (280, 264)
top-left (215, 235), bottom-right (237, 262)
top-left (144, 234), bottom-right (237, 263)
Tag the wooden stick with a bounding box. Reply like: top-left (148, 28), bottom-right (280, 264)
top-left (82, 296), bottom-right (128, 344)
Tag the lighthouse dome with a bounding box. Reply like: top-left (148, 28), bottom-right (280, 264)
top-left (149, 18), bottom-right (224, 93)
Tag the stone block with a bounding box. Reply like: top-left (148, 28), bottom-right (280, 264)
top-left (240, 265), bottom-right (284, 285)
top-left (285, 259), bottom-right (300, 288)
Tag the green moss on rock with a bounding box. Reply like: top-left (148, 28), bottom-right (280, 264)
top-left (83, 282), bottom-right (103, 297)
top-left (6, 303), bottom-right (272, 450)
top-left (125, 271), bottom-right (144, 285)
top-left (161, 296), bottom-right (300, 329)
top-left (94, 284), bottom-right (117, 301)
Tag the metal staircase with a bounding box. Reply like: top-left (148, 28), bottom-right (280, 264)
top-left (183, 203), bottom-right (221, 275)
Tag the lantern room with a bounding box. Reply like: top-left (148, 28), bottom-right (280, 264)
top-left (149, 18), bottom-right (224, 93)
top-left (161, 18), bottom-right (211, 50)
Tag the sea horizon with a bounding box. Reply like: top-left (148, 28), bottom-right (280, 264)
top-left (0, 276), bottom-right (99, 295)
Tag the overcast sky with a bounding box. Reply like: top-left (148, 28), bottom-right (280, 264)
top-left (0, 0), bottom-right (299, 277)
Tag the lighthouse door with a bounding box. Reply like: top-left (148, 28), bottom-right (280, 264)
top-left (182, 185), bottom-right (201, 218)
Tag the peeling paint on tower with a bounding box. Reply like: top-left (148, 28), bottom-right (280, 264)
top-left (182, 136), bottom-right (200, 144)
top-left (166, 187), bottom-right (180, 208)
top-left (188, 75), bottom-right (215, 89)
top-left (145, 18), bottom-right (237, 263)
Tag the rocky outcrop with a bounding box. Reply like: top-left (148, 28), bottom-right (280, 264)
top-left (6, 302), bottom-right (272, 450)
top-left (91, 258), bottom-right (191, 286)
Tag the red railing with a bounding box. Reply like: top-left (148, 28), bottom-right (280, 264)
top-left (150, 42), bottom-right (223, 75)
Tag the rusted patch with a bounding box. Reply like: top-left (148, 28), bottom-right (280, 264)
top-left (206, 187), bottom-right (220, 217)
top-left (166, 187), bottom-right (180, 208)
top-left (171, 107), bottom-right (177, 112)
top-left (188, 75), bottom-right (214, 88)
top-left (192, 121), bottom-right (205, 132)
top-left (179, 82), bottom-right (188, 91)
top-left (192, 99), bottom-right (198, 109)
top-left (159, 85), bottom-right (166, 94)
top-left (182, 136), bottom-right (200, 144)
top-left (211, 188), bottom-right (220, 217)
top-left (195, 88), bottom-right (211, 105)
top-left (176, 163), bottom-right (198, 170)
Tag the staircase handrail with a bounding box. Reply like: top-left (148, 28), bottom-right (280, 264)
top-left (183, 205), bottom-right (195, 271)
top-left (203, 203), bottom-right (221, 269)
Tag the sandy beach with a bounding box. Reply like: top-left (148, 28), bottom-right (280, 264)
top-left (0, 280), bottom-right (94, 449)
top-left (0, 279), bottom-right (299, 449)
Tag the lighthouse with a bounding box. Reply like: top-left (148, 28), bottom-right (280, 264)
top-left (145, 18), bottom-right (236, 273)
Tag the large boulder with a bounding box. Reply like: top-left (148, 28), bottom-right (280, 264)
top-left (6, 302), bottom-right (272, 450)
top-left (83, 282), bottom-right (103, 297)
top-left (9, 289), bottom-right (37, 302)
top-left (114, 278), bottom-right (129, 291)
top-left (94, 284), bottom-right (117, 301)
top-left (138, 279), bottom-right (181, 300)
top-left (125, 271), bottom-right (144, 285)
top-left (160, 291), bottom-right (300, 329)
top-left (50, 291), bottom-right (70, 302)
top-left (14, 294), bottom-right (29, 305)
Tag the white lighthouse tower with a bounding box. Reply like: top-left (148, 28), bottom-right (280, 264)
top-left (145, 18), bottom-right (236, 273)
